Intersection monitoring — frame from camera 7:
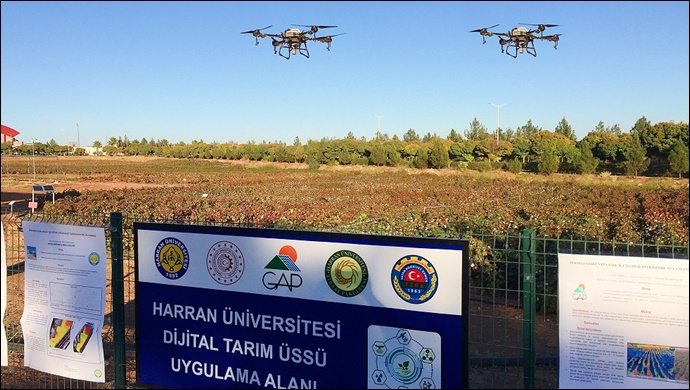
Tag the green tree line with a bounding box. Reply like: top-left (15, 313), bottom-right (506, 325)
top-left (3, 116), bottom-right (688, 178)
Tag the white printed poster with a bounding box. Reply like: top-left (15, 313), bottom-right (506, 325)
top-left (558, 254), bottom-right (689, 389)
top-left (1, 223), bottom-right (8, 366)
top-left (20, 221), bottom-right (107, 382)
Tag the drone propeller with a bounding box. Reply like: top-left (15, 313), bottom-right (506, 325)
top-left (540, 33), bottom-right (562, 49)
top-left (470, 24), bottom-right (499, 44)
top-left (519, 23), bottom-right (559, 35)
top-left (312, 33), bottom-right (345, 51)
top-left (292, 24), bottom-right (337, 35)
top-left (241, 25), bottom-right (273, 45)
top-left (293, 24), bottom-right (337, 29)
top-left (519, 23), bottom-right (559, 28)
top-left (312, 33), bottom-right (346, 42)
top-left (240, 25), bottom-right (273, 35)
top-left (469, 24), bottom-right (499, 34)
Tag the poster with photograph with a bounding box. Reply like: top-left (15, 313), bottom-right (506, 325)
top-left (19, 221), bottom-right (107, 382)
top-left (558, 254), bottom-right (689, 389)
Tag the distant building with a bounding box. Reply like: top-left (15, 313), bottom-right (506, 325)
top-left (1, 124), bottom-right (20, 145)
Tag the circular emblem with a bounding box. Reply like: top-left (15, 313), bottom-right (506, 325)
top-left (325, 250), bottom-right (368, 297)
top-left (391, 255), bottom-right (438, 304)
top-left (385, 346), bottom-right (424, 384)
top-left (88, 252), bottom-right (100, 266)
top-left (155, 237), bottom-right (189, 280)
top-left (207, 241), bottom-right (245, 285)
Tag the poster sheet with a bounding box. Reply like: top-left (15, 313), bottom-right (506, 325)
top-left (1, 223), bottom-right (7, 366)
top-left (134, 223), bottom-right (469, 389)
top-left (20, 221), bottom-right (107, 382)
top-left (558, 254), bottom-right (689, 389)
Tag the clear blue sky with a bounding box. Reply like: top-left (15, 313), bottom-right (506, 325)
top-left (2, 1), bottom-right (688, 147)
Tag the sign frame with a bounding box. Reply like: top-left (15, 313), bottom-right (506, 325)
top-left (134, 222), bottom-right (469, 389)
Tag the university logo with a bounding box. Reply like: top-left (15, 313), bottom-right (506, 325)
top-left (154, 237), bottom-right (189, 280)
top-left (391, 255), bottom-right (438, 304)
top-left (263, 245), bottom-right (302, 291)
top-left (206, 241), bottom-right (245, 285)
top-left (88, 252), bottom-right (101, 266)
top-left (325, 249), bottom-right (368, 297)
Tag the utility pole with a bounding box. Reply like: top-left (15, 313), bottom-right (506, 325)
top-left (76, 123), bottom-right (80, 149)
top-left (31, 138), bottom-right (37, 182)
top-left (490, 103), bottom-right (505, 146)
top-left (375, 115), bottom-right (383, 140)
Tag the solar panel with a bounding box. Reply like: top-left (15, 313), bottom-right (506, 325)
top-left (32, 185), bottom-right (55, 192)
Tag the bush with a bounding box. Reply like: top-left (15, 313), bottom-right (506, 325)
top-left (504, 158), bottom-right (523, 174)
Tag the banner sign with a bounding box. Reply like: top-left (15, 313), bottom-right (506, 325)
top-left (134, 223), bottom-right (469, 389)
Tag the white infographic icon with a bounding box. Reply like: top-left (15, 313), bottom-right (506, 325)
top-left (368, 325), bottom-right (441, 389)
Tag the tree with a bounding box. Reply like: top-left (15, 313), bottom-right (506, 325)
top-left (554, 117), bottom-right (576, 142)
top-left (447, 128), bottom-right (462, 142)
top-left (428, 139), bottom-right (450, 169)
top-left (368, 142), bottom-right (387, 166)
top-left (464, 118), bottom-right (489, 140)
top-left (413, 145), bottom-right (429, 169)
top-left (668, 139), bottom-right (689, 178)
top-left (93, 140), bottom-right (102, 155)
top-left (607, 124), bottom-right (622, 135)
top-left (504, 157), bottom-right (523, 174)
top-left (537, 151), bottom-right (560, 175)
top-left (638, 121), bottom-right (690, 157)
top-left (580, 131), bottom-right (621, 164)
top-left (574, 146), bottom-right (599, 174)
top-left (403, 129), bottom-right (420, 142)
top-left (631, 116), bottom-right (652, 135)
top-left (515, 120), bottom-right (541, 139)
top-left (511, 136), bottom-right (531, 163)
top-left (620, 134), bottom-right (650, 177)
top-left (529, 130), bottom-right (576, 164)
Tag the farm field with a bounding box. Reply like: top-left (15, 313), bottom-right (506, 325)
top-left (1, 155), bottom-right (688, 389)
top-left (1, 155), bottom-right (688, 244)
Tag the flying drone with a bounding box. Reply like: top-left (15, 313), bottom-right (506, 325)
top-left (470, 23), bottom-right (561, 58)
top-left (241, 24), bottom-right (344, 59)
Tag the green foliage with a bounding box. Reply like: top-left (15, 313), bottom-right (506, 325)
top-left (468, 237), bottom-right (504, 289)
top-left (428, 139), bottom-right (450, 169)
top-left (554, 117), bottom-right (576, 142)
top-left (668, 139), bottom-right (689, 178)
top-left (467, 159), bottom-right (494, 172)
top-left (464, 118), bottom-right (490, 140)
top-left (574, 146), bottom-right (600, 174)
top-left (516, 120), bottom-right (541, 139)
top-left (639, 121), bottom-right (689, 157)
top-left (537, 151), bottom-right (560, 175)
top-left (413, 146), bottom-right (429, 169)
top-left (368, 142), bottom-right (387, 166)
top-left (504, 157), bottom-right (523, 174)
top-left (620, 134), bottom-right (650, 177)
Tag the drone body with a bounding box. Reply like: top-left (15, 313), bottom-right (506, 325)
top-left (470, 23), bottom-right (561, 58)
top-left (241, 24), bottom-right (344, 59)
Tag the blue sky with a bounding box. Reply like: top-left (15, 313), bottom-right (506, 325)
top-left (2, 1), bottom-right (688, 147)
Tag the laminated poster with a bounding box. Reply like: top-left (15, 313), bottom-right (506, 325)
top-left (20, 221), bottom-right (107, 382)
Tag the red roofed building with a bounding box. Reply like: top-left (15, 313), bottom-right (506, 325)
top-left (1, 124), bottom-right (20, 144)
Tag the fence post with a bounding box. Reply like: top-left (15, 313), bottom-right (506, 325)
top-left (109, 212), bottom-right (126, 388)
top-left (521, 229), bottom-right (536, 389)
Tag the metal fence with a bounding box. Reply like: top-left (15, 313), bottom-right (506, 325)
top-left (2, 211), bottom-right (688, 389)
